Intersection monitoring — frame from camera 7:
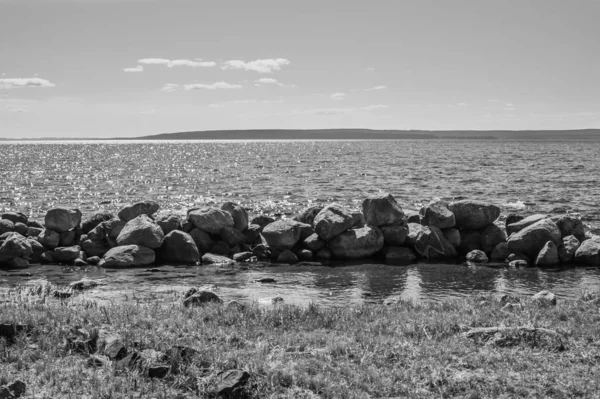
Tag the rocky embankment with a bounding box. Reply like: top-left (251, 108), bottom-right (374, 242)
top-left (0, 194), bottom-right (599, 268)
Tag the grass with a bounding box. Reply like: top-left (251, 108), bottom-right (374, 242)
top-left (1, 286), bottom-right (600, 398)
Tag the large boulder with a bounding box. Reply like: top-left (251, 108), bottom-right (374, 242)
top-left (574, 237), bottom-right (600, 265)
top-left (362, 193), bottom-right (405, 227)
top-left (380, 224), bottom-right (408, 246)
top-left (261, 219), bottom-right (305, 250)
top-left (480, 224), bottom-right (507, 253)
top-left (189, 228), bottom-right (214, 253)
top-left (99, 245), bottom-right (155, 267)
top-left (559, 235), bottom-right (580, 263)
top-left (552, 215), bottom-right (586, 241)
top-left (45, 208), bottom-right (82, 233)
top-left (412, 225), bottom-right (457, 260)
top-left (329, 225), bottom-right (384, 259)
top-left (117, 201), bottom-right (159, 222)
top-left (38, 229), bottom-right (60, 249)
top-left (506, 214), bottom-right (548, 236)
top-left (2, 212), bottom-right (28, 225)
top-left (188, 208), bottom-right (234, 234)
top-left (54, 245), bottom-right (81, 263)
top-left (0, 219), bottom-right (14, 235)
top-left (293, 206), bottom-right (323, 226)
top-left (313, 205), bottom-right (355, 241)
top-left (156, 214), bottom-right (182, 236)
top-left (507, 218), bottom-right (561, 259)
top-left (159, 231), bottom-right (199, 264)
top-left (221, 202), bottom-right (249, 231)
top-left (0, 233), bottom-right (32, 264)
top-left (448, 200), bottom-right (500, 230)
top-left (419, 200), bottom-right (455, 229)
top-left (116, 215), bottom-right (164, 249)
top-left (82, 238), bottom-right (110, 257)
top-left (535, 241), bottom-right (559, 266)
top-left (81, 212), bottom-right (114, 234)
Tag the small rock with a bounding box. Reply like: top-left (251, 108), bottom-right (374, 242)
top-left (380, 224), bottom-right (409, 246)
top-left (183, 291), bottom-right (223, 307)
top-left (532, 290), bottom-right (557, 306)
top-left (233, 251), bottom-right (254, 262)
top-left (69, 279), bottom-right (103, 291)
top-left (52, 290), bottom-right (72, 299)
top-left (303, 233), bottom-right (326, 252)
top-left (466, 250), bottom-right (488, 264)
top-left (87, 355), bottom-right (109, 368)
top-left (216, 369), bottom-right (250, 396)
top-left (509, 259), bottom-right (529, 267)
top-left (156, 214), bottom-right (182, 236)
top-left (293, 205), bottom-right (323, 226)
top-left (86, 256), bottom-right (101, 266)
top-left (104, 335), bottom-right (127, 360)
top-left (148, 365), bottom-right (169, 379)
top-left (54, 245), bottom-right (81, 263)
top-left (6, 380), bottom-right (26, 398)
top-left (99, 245), bottom-right (155, 268)
top-left (254, 278), bottom-right (276, 283)
top-left (188, 207), bottom-right (234, 234)
top-left (490, 242), bottom-right (510, 262)
top-left (74, 258), bottom-right (87, 267)
top-left (225, 300), bottom-right (245, 311)
top-left (221, 202), bottom-right (249, 231)
top-left (383, 295), bottom-right (402, 306)
top-left (201, 253), bottom-right (234, 265)
top-left (250, 215), bottom-right (275, 228)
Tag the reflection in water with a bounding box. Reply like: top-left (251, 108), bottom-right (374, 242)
top-left (2, 262), bottom-right (600, 307)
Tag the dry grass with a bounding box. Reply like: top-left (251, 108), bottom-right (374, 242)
top-left (1, 285), bottom-right (600, 398)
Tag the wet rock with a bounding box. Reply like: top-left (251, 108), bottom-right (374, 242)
top-left (490, 242), bottom-right (510, 261)
top-left (261, 219), bottom-right (305, 250)
top-left (116, 215), bottom-right (164, 249)
top-left (0, 233), bottom-right (32, 264)
top-left (13, 222), bottom-right (28, 237)
top-left (298, 223), bottom-right (315, 241)
top-left (183, 290), bottom-right (222, 307)
top-left (574, 236), bottom-right (600, 265)
top-left (316, 248), bottom-right (332, 260)
top-left (221, 202), bottom-right (249, 231)
top-left (507, 218), bottom-right (562, 259)
top-left (443, 228), bottom-right (461, 248)
top-left (329, 225), bottom-right (384, 259)
top-left (189, 228), bottom-right (214, 253)
top-left (362, 193), bottom-right (405, 227)
top-left (26, 227), bottom-right (43, 238)
top-left (532, 290), bottom-right (557, 306)
top-left (297, 249), bottom-right (313, 261)
top-left (243, 224), bottom-right (262, 245)
top-left (188, 207), bottom-right (234, 234)
top-left (559, 235), bottom-right (580, 263)
top-left (457, 230), bottom-right (482, 254)
top-left (220, 227), bottom-right (246, 246)
top-left (28, 238), bottom-right (45, 263)
top-left (505, 213), bottom-right (524, 231)
top-left (156, 214), bottom-right (182, 235)
top-left (383, 295), bottom-right (403, 306)
top-left (277, 249), bottom-right (298, 264)
top-left (54, 245), bottom-right (81, 263)
top-left (40, 251), bottom-right (55, 263)
top-left (303, 233), bottom-right (326, 252)
top-left (419, 200), bottom-right (455, 229)
top-left (211, 240), bottom-right (230, 256)
top-left (380, 224), bottom-right (408, 246)
top-left (466, 250), bottom-right (488, 263)
top-left (552, 215), bottom-right (586, 241)
top-left (38, 229), bottom-right (60, 249)
top-left (250, 215), bottom-right (275, 229)
top-left (506, 214), bottom-right (548, 235)
top-left (216, 369), bottom-right (250, 397)
top-left (535, 241), bottom-right (560, 266)
top-left (313, 205), bottom-right (355, 241)
top-left (448, 200), bottom-right (500, 230)
top-left (233, 251), bottom-right (254, 262)
top-left (0, 219), bottom-right (14, 235)
top-left (160, 230), bottom-right (199, 264)
top-left (383, 246), bottom-right (417, 264)
top-left (412, 225), bottom-right (457, 260)
top-left (99, 245), bottom-right (155, 267)
top-left (45, 208), bottom-right (82, 233)
top-left (2, 212), bottom-right (28, 225)
top-left (255, 277), bottom-right (276, 283)
top-left (118, 201), bottom-right (160, 222)
top-left (480, 224), bottom-right (507, 253)
top-left (201, 253), bottom-right (234, 265)
top-left (82, 238), bottom-right (109, 257)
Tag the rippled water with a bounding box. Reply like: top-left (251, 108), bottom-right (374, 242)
top-left (1, 139), bottom-right (599, 305)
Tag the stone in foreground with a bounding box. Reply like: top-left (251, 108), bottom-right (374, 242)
top-left (507, 218), bottom-right (561, 259)
top-left (413, 225), bottom-right (457, 260)
top-left (160, 230), bottom-right (199, 264)
top-left (261, 219), bottom-right (305, 250)
top-left (45, 208), bottom-right (82, 233)
top-left (116, 215), bottom-right (164, 249)
top-left (183, 290), bottom-right (222, 307)
top-left (362, 193), bottom-right (405, 227)
top-left (574, 236), bottom-right (600, 265)
top-left (532, 290), bottom-right (557, 306)
top-left (313, 205), bottom-right (355, 241)
top-left (448, 200), bottom-right (500, 230)
top-left (419, 200), bottom-right (455, 229)
top-left (0, 233), bottom-right (32, 264)
top-left (535, 241), bottom-right (559, 266)
top-left (99, 245), bottom-right (155, 267)
top-left (188, 207), bottom-right (234, 234)
top-left (329, 225), bottom-right (384, 259)
top-left (466, 250), bottom-right (488, 264)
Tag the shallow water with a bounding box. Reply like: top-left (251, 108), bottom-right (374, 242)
top-left (1, 139), bottom-right (599, 305)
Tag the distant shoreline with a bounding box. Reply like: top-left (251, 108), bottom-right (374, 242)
top-left (2, 128), bottom-right (600, 141)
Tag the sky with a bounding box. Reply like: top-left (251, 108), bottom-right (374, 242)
top-left (0, 0), bottom-right (599, 138)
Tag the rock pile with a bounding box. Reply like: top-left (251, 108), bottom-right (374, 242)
top-left (1, 195), bottom-right (599, 268)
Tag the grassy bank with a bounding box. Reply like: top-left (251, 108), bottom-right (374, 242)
top-left (1, 287), bottom-right (600, 398)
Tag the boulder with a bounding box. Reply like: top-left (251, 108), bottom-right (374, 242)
top-left (535, 241), bottom-right (559, 266)
top-left (293, 205), bottom-right (323, 226)
top-left (406, 223), bottom-right (427, 247)
top-left (88, 218), bottom-right (126, 242)
top-left (220, 227), bottom-right (246, 246)
top-left (183, 291), bottom-right (222, 307)
top-left (412, 225), bottom-right (457, 260)
top-left (82, 238), bottom-right (110, 257)
top-left (40, 251), bottom-right (55, 263)
top-left (466, 250), bottom-right (488, 263)
top-left (28, 238), bottom-right (45, 263)
top-left (362, 193), bottom-right (405, 227)
top-left (0, 233), bottom-right (32, 264)
top-left (552, 215), bottom-right (586, 241)
top-left (383, 247), bottom-right (417, 264)
top-left (117, 201), bottom-right (159, 222)
top-left (26, 227), bottom-right (43, 238)
top-left (99, 245), bottom-right (155, 267)
top-left (380, 224), bottom-right (408, 246)
top-left (189, 228), bottom-right (214, 253)
top-left (507, 218), bottom-right (561, 259)
top-left (312, 205), bottom-right (354, 241)
top-left (116, 215), bottom-right (164, 249)
top-left (14, 222), bottom-right (28, 236)
top-left (216, 369), bottom-right (250, 396)
top-left (188, 207), bottom-right (234, 234)
top-left (159, 231), bottom-right (199, 264)
top-left (250, 215), bottom-right (275, 228)
top-left (277, 249), bottom-right (298, 264)
top-left (558, 235), bottom-right (580, 263)
top-left (81, 212), bottom-right (114, 234)
top-left (443, 228), bottom-right (461, 248)
top-left (303, 233), bottom-right (326, 252)
top-left (329, 225), bottom-right (384, 259)
top-left (448, 200), bottom-right (500, 230)
top-left (480, 224), bottom-right (507, 253)
top-left (221, 202), bottom-right (249, 231)
top-left (351, 211), bottom-right (366, 227)
top-left (54, 245), bottom-right (81, 263)
top-left (45, 208), bottom-right (82, 233)
top-left (2, 212), bottom-right (28, 225)
top-left (490, 242), bottom-right (510, 262)
top-left (419, 200), bottom-right (455, 229)
top-left (155, 214), bottom-right (182, 235)
top-left (574, 236), bottom-right (600, 265)
top-left (261, 219), bottom-right (305, 250)
top-left (0, 219), bottom-right (14, 235)
top-left (506, 214), bottom-right (548, 235)
top-left (457, 230), bottom-right (482, 254)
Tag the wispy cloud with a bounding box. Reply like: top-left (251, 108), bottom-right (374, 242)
top-left (184, 82), bottom-right (242, 90)
top-left (254, 77), bottom-right (297, 88)
top-left (160, 83), bottom-right (180, 92)
top-left (209, 98), bottom-right (285, 108)
top-left (330, 92), bottom-right (346, 100)
top-left (0, 78), bottom-right (56, 89)
top-left (138, 58), bottom-right (216, 68)
top-left (123, 66), bottom-right (144, 73)
top-left (365, 85), bottom-right (387, 91)
top-left (362, 104), bottom-right (389, 111)
top-left (222, 58), bottom-right (290, 73)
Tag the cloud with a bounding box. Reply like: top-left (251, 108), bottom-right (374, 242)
top-left (123, 66), bottom-right (144, 72)
top-left (138, 58), bottom-right (216, 68)
top-left (362, 104), bottom-right (389, 111)
top-left (222, 58), bottom-right (290, 73)
top-left (160, 83), bottom-right (180, 92)
top-left (0, 78), bottom-right (56, 89)
top-left (366, 85), bottom-right (387, 91)
top-left (209, 98), bottom-right (285, 108)
top-left (254, 77), bottom-right (297, 88)
top-left (330, 92), bottom-right (346, 100)
top-left (183, 82), bottom-right (243, 90)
